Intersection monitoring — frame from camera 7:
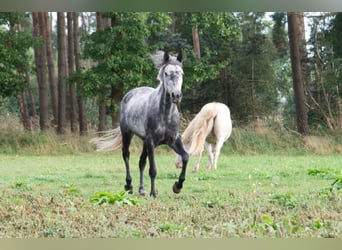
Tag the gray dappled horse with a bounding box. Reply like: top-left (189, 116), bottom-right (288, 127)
top-left (91, 51), bottom-right (189, 198)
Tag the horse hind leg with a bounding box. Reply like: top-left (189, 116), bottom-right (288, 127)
top-left (205, 142), bottom-right (214, 170)
top-left (138, 142), bottom-right (148, 196)
top-left (212, 139), bottom-right (225, 170)
top-left (193, 149), bottom-right (203, 172)
top-left (122, 131), bottom-right (133, 193)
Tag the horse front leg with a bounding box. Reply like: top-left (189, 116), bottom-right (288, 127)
top-left (138, 142), bottom-right (148, 196)
top-left (170, 136), bottom-right (189, 194)
top-left (146, 138), bottom-right (157, 198)
top-left (122, 131), bottom-right (133, 193)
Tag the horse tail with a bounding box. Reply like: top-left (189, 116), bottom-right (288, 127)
top-left (89, 127), bottom-right (122, 152)
top-left (187, 108), bottom-right (218, 155)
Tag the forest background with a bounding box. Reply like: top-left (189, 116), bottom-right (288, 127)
top-left (1, 12), bottom-right (342, 153)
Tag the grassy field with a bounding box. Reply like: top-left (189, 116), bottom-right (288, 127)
top-left (0, 152), bottom-right (341, 238)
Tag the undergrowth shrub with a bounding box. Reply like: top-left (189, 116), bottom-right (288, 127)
top-left (0, 121), bottom-right (342, 155)
top-left (0, 130), bottom-right (94, 154)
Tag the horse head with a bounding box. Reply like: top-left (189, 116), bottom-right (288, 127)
top-left (157, 51), bottom-right (184, 104)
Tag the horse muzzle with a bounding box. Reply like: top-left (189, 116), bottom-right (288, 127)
top-left (171, 92), bottom-right (182, 104)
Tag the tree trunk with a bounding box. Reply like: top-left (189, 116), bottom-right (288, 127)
top-left (73, 12), bottom-right (88, 136)
top-left (18, 91), bottom-right (31, 131)
top-left (287, 12), bottom-right (309, 135)
top-left (43, 12), bottom-right (58, 127)
top-left (57, 12), bottom-right (67, 134)
top-left (32, 12), bottom-right (49, 131)
top-left (25, 68), bottom-right (36, 118)
top-left (67, 12), bottom-right (77, 133)
top-left (192, 25), bottom-right (201, 59)
top-left (96, 12), bottom-right (107, 132)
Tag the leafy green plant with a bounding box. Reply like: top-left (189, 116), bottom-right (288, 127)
top-left (197, 175), bottom-right (216, 181)
top-left (201, 197), bottom-right (223, 208)
top-left (157, 222), bottom-right (185, 232)
top-left (269, 193), bottom-right (297, 209)
top-left (307, 168), bottom-right (341, 179)
top-left (330, 177), bottom-right (342, 193)
top-left (13, 181), bottom-right (31, 191)
top-left (89, 190), bottom-right (138, 206)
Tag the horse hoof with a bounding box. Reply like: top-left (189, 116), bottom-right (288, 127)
top-left (125, 185), bottom-right (133, 194)
top-left (139, 188), bottom-right (146, 196)
top-left (172, 182), bottom-right (181, 194)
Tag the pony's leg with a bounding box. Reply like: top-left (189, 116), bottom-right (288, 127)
top-left (146, 138), bottom-right (158, 198)
top-left (138, 142), bottom-right (148, 196)
top-left (170, 136), bottom-right (189, 194)
top-left (212, 139), bottom-right (225, 170)
top-left (205, 142), bottom-right (214, 170)
top-left (122, 131), bottom-right (133, 193)
top-left (193, 150), bottom-right (203, 172)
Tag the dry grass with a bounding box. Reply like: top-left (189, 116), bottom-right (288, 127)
top-left (303, 136), bottom-right (334, 154)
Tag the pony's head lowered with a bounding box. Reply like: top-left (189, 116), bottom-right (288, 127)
top-left (156, 51), bottom-right (184, 104)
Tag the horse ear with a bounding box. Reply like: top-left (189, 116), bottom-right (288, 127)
top-left (177, 50), bottom-right (183, 63)
top-left (163, 51), bottom-right (170, 63)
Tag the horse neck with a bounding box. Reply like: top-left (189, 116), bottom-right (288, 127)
top-left (156, 81), bottom-right (173, 114)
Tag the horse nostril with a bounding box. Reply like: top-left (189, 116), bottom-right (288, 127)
top-left (171, 92), bottom-right (182, 102)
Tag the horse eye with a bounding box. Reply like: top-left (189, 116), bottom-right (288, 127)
top-left (164, 72), bottom-right (168, 77)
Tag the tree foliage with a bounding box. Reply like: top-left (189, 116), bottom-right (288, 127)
top-left (75, 12), bottom-right (171, 102)
top-left (0, 13), bottom-right (34, 98)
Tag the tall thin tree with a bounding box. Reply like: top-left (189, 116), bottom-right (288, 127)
top-left (32, 12), bottom-right (49, 131)
top-left (73, 12), bottom-right (88, 135)
top-left (287, 12), bottom-right (309, 135)
top-left (57, 12), bottom-right (67, 134)
top-left (67, 12), bottom-right (77, 133)
top-left (43, 12), bottom-right (58, 127)
top-left (96, 12), bottom-right (107, 132)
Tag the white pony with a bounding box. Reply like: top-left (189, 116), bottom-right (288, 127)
top-left (175, 102), bottom-right (232, 172)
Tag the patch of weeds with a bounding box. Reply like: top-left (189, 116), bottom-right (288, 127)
top-left (34, 175), bottom-right (60, 182)
top-left (329, 177), bottom-right (342, 193)
top-left (261, 215), bottom-right (277, 231)
top-left (314, 219), bottom-right (322, 229)
top-left (197, 175), bottom-right (216, 181)
top-left (269, 193), bottom-right (297, 209)
top-left (13, 181), bottom-right (31, 191)
top-left (89, 190), bottom-right (138, 206)
top-left (319, 177), bottom-right (342, 195)
top-left (280, 215), bottom-right (304, 235)
top-left (68, 187), bottom-right (81, 195)
top-left (167, 173), bottom-right (178, 179)
top-left (307, 168), bottom-right (341, 179)
top-left (11, 198), bottom-right (26, 206)
top-left (279, 171), bottom-right (290, 178)
top-left (247, 215), bottom-right (278, 236)
top-left (157, 222), bottom-right (184, 232)
top-left (83, 173), bottom-right (105, 179)
top-left (158, 173), bottom-right (178, 180)
top-left (201, 197), bottom-right (223, 208)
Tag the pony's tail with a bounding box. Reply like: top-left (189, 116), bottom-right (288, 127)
top-left (188, 109), bottom-right (217, 155)
top-left (89, 127), bottom-right (122, 152)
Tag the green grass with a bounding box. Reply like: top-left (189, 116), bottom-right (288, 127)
top-left (0, 152), bottom-right (341, 238)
